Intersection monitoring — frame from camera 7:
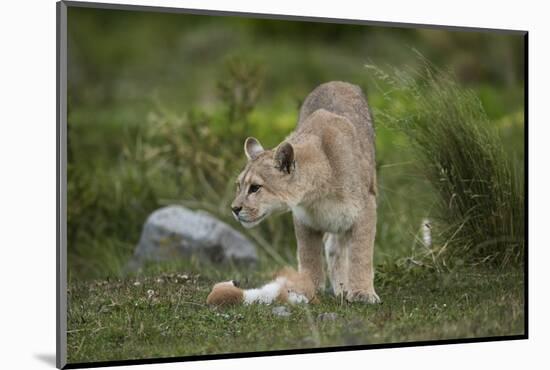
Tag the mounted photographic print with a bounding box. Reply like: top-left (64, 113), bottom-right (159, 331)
top-left (56, 1), bottom-right (527, 368)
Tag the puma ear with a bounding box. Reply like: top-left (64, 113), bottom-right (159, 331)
top-left (275, 142), bottom-right (295, 174)
top-left (244, 137), bottom-right (264, 160)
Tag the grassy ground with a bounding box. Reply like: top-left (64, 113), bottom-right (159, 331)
top-left (67, 263), bottom-right (524, 363)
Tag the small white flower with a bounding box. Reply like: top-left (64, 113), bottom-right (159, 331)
top-left (422, 218), bottom-right (432, 248)
top-left (147, 289), bottom-right (155, 299)
top-left (133, 281), bottom-right (141, 286)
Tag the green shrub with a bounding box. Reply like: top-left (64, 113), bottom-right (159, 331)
top-left (67, 59), bottom-right (295, 279)
top-left (368, 62), bottom-right (524, 267)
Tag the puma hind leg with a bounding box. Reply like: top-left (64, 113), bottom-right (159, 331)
top-left (324, 233), bottom-right (348, 297)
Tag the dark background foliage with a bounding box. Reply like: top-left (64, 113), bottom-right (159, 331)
top-left (67, 7), bottom-right (524, 279)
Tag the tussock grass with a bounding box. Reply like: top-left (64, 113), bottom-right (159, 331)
top-left (367, 62), bottom-right (524, 267)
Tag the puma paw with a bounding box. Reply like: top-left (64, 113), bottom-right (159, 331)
top-left (346, 290), bottom-right (381, 304)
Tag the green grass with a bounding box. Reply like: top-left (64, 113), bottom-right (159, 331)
top-left (67, 263), bottom-right (524, 364)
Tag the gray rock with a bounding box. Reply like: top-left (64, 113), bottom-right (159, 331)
top-left (128, 205), bottom-right (258, 270)
top-left (272, 306), bottom-right (291, 317)
top-left (317, 312), bottom-right (339, 321)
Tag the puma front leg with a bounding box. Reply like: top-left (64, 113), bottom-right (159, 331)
top-left (293, 217), bottom-right (326, 291)
top-left (345, 196), bottom-right (380, 304)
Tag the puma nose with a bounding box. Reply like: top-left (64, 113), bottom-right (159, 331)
top-left (232, 206), bottom-right (242, 216)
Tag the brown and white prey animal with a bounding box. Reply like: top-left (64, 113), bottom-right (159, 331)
top-left (206, 267), bottom-right (318, 307)
top-left (231, 81), bottom-right (379, 303)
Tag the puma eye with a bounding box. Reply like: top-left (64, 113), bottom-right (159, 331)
top-left (248, 184), bottom-right (262, 194)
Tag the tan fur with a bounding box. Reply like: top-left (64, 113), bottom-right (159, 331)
top-left (275, 267), bottom-right (318, 303)
top-left (206, 281), bottom-right (244, 306)
top-left (232, 81), bottom-right (379, 303)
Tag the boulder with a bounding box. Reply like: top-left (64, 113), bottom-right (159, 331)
top-left (128, 205), bottom-right (258, 270)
